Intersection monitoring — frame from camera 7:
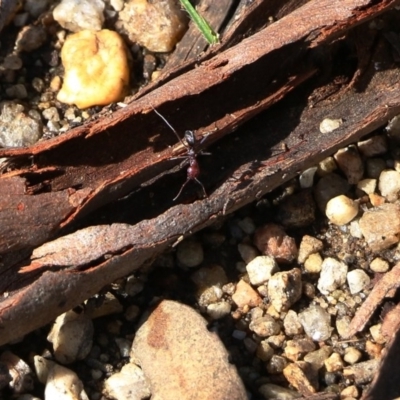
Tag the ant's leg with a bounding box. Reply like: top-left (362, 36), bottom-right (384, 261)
top-left (173, 178), bottom-right (191, 201)
top-left (194, 178), bottom-right (207, 198)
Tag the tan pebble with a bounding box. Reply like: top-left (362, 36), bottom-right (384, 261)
top-left (50, 76), bottom-right (62, 92)
top-left (379, 170), bottom-right (400, 202)
top-left (283, 363), bottom-right (316, 396)
top-left (317, 156), bottom-right (337, 176)
top-left (359, 203), bottom-right (400, 251)
top-left (369, 323), bottom-right (386, 344)
top-left (268, 268), bottom-right (302, 312)
top-left (319, 118), bottom-right (342, 133)
top-left (369, 257), bottom-right (389, 273)
top-left (334, 145), bottom-right (364, 184)
top-left (369, 192), bottom-right (385, 206)
top-left (231, 279), bottom-right (262, 308)
top-left (303, 346), bottom-right (332, 370)
top-left (325, 195), bottom-right (358, 225)
top-left (365, 340), bottom-right (383, 359)
top-left (57, 29), bottom-right (130, 109)
top-left (357, 178), bottom-right (377, 195)
top-left (304, 253), bottom-right (323, 273)
top-left (344, 347), bottom-right (362, 364)
top-left (284, 339), bottom-right (316, 362)
top-left (341, 385), bottom-right (359, 398)
top-left (297, 234), bottom-right (323, 264)
top-left (336, 316), bottom-right (351, 338)
top-left (118, 0), bottom-right (188, 52)
top-left (324, 352), bottom-right (344, 372)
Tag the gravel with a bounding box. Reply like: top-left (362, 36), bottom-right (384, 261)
top-left (2, 1), bottom-right (400, 399)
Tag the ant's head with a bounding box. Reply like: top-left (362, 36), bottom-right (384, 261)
top-left (184, 130), bottom-right (196, 147)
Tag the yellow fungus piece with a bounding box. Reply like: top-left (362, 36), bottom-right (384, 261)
top-left (57, 29), bottom-right (130, 109)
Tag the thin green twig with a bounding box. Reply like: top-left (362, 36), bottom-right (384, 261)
top-left (180, 0), bottom-right (219, 45)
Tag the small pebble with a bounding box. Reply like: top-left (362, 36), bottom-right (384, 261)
top-left (357, 178), bottom-right (377, 194)
top-left (358, 135), bottom-right (388, 157)
top-left (3, 54), bottom-right (22, 70)
top-left (344, 347), bottom-right (362, 365)
top-left (104, 363), bottom-right (150, 400)
top-left (259, 383), bottom-right (300, 400)
top-left (359, 203), bottom-right (400, 251)
top-left (369, 257), bottom-right (389, 273)
top-left (283, 310), bottom-right (303, 336)
top-left (365, 340), bottom-right (383, 359)
top-left (303, 346), bottom-right (333, 371)
top-left (298, 305), bottom-right (333, 341)
top-left (277, 190), bottom-right (316, 228)
top-left (256, 341), bottom-right (274, 362)
top-left (336, 316), bottom-right (352, 339)
top-left (0, 351), bottom-right (33, 393)
top-left (191, 264), bottom-right (228, 289)
top-left (24, 0), bottom-right (50, 18)
top-left (15, 25), bottom-right (48, 52)
top-left (299, 166), bottom-right (318, 188)
top-left (343, 359), bottom-right (379, 385)
top-left (249, 314), bottom-right (281, 337)
top-left (347, 269), bottom-right (370, 294)
top-left (297, 235), bottom-right (323, 264)
top-left (317, 257), bottom-right (348, 294)
top-left (266, 355), bottom-right (288, 374)
top-left (237, 243), bottom-right (259, 264)
top-left (268, 269), bottom-right (302, 312)
top-left (284, 339), bottom-right (316, 362)
top-left (246, 255), bottom-right (279, 286)
top-left (232, 280), bottom-right (262, 308)
top-left (53, 0), bottom-right (105, 32)
top-left (304, 253), bottom-right (323, 274)
top-left (197, 285), bottom-right (223, 307)
top-left (237, 217), bottom-right (256, 234)
top-left (324, 352), bottom-right (344, 372)
top-left (206, 301), bottom-right (231, 320)
top-left (317, 156), bottom-right (337, 176)
top-left (334, 145), bottom-right (364, 184)
top-left (366, 158), bottom-right (387, 178)
top-left (34, 356), bottom-right (88, 400)
top-left (341, 385), bottom-right (359, 399)
top-left (325, 195), bottom-right (358, 226)
top-left (379, 169), bottom-right (400, 201)
top-left (5, 84), bottom-right (28, 99)
top-left (369, 323), bottom-right (386, 344)
top-left (0, 101), bottom-right (43, 147)
top-left (117, 0), bottom-right (188, 52)
top-left (319, 118), bottom-right (343, 133)
top-left (283, 363), bottom-right (316, 396)
top-left (176, 239), bottom-right (204, 267)
top-left (253, 223), bottom-right (298, 264)
top-left (47, 310), bottom-right (93, 364)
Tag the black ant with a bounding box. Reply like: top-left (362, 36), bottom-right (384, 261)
top-left (153, 109), bottom-right (210, 201)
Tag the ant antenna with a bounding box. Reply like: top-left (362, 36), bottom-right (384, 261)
top-left (152, 108), bottom-right (187, 148)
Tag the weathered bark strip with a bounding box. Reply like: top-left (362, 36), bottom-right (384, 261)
top-left (0, 61), bottom-right (399, 344)
top-left (0, 0), bottom-right (397, 259)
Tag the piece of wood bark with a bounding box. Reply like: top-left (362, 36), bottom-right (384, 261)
top-left (0, 0), bottom-right (397, 259)
top-left (346, 263), bottom-right (400, 338)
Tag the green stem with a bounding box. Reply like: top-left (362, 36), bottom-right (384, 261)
top-left (180, 0), bottom-right (219, 45)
